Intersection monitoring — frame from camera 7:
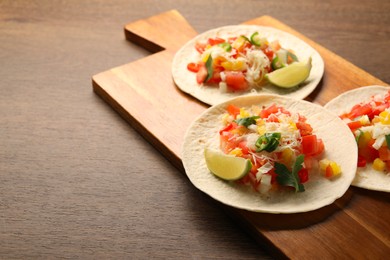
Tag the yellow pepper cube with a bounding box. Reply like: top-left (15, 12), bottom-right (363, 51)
top-left (373, 158), bottom-right (386, 171)
top-left (229, 148), bottom-right (243, 157)
top-left (329, 162), bottom-right (342, 176)
top-left (239, 108), bottom-right (250, 118)
top-left (379, 110), bottom-right (390, 125)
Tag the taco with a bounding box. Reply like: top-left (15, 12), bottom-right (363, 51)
top-left (325, 85), bottom-right (390, 192)
top-left (172, 25), bottom-right (324, 105)
top-left (182, 94), bottom-right (357, 213)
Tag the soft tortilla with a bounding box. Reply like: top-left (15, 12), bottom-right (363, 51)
top-left (172, 25), bottom-right (324, 105)
top-left (182, 94), bottom-right (357, 213)
top-left (325, 85), bottom-right (390, 192)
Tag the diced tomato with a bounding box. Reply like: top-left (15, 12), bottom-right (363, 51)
top-left (301, 135), bottom-right (318, 156)
top-left (298, 168), bottom-right (309, 183)
top-left (195, 42), bottom-right (206, 54)
top-left (260, 104), bottom-right (279, 119)
top-left (359, 138), bottom-right (379, 162)
top-left (238, 141), bottom-right (250, 154)
top-left (220, 131), bottom-right (237, 154)
top-left (227, 104), bottom-right (240, 118)
top-left (224, 71), bottom-right (249, 91)
top-left (219, 122), bottom-right (238, 135)
top-left (315, 139), bottom-right (325, 156)
top-left (207, 67), bottom-right (222, 84)
top-left (378, 146), bottom-right (390, 161)
top-left (369, 103), bottom-right (390, 119)
top-left (347, 121), bottom-right (362, 131)
top-left (357, 155), bottom-right (367, 167)
top-left (187, 62), bottom-right (200, 73)
top-left (207, 37), bottom-right (225, 46)
top-left (347, 103), bottom-right (372, 120)
top-left (296, 121), bottom-right (313, 136)
top-left (267, 169), bottom-right (278, 184)
top-left (263, 47), bottom-right (274, 61)
top-left (196, 62), bottom-right (207, 84)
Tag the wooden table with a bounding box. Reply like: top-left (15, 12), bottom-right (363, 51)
top-left (1, 1), bottom-right (389, 259)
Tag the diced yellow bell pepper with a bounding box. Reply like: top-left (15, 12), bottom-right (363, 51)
top-left (280, 148), bottom-right (294, 166)
top-left (239, 108), bottom-right (250, 118)
top-left (319, 159), bottom-right (342, 178)
top-left (357, 131), bottom-right (372, 149)
top-left (379, 110), bottom-right (390, 125)
top-left (221, 60), bottom-right (245, 71)
top-left (201, 53), bottom-right (211, 63)
top-left (373, 158), bottom-right (386, 171)
top-left (232, 36), bottom-right (247, 51)
top-left (229, 148), bottom-right (243, 157)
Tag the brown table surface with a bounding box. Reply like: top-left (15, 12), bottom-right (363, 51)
top-left (1, 0), bottom-right (389, 259)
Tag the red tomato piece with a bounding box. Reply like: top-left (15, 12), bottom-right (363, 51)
top-left (296, 121), bottom-right (313, 136)
top-left (195, 42), bottom-right (206, 54)
top-left (348, 103), bottom-right (372, 120)
top-left (301, 135), bottom-right (318, 156)
top-left (357, 155), bottom-right (367, 167)
top-left (187, 62), bottom-right (200, 73)
top-left (347, 121), bottom-right (362, 131)
top-left (219, 122), bottom-right (238, 135)
top-left (207, 67), bottom-right (222, 84)
top-left (263, 47), bottom-right (274, 61)
top-left (196, 62), bottom-right (207, 84)
top-left (227, 104), bottom-right (240, 118)
top-left (260, 104), bottom-right (279, 119)
top-left (314, 139), bottom-right (325, 156)
top-left (238, 141), bottom-right (250, 154)
top-left (224, 71), bottom-right (249, 91)
top-left (220, 132), bottom-right (237, 154)
top-left (378, 146), bottom-right (390, 161)
top-left (298, 168), bottom-right (309, 183)
top-left (207, 37), bottom-right (225, 46)
top-left (359, 138), bottom-right (379, 162)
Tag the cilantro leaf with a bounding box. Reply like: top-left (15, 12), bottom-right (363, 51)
top-left (204, 55), bottom-right (213, 82)
top-left (234, 116), bottom-right (260, 127)
top-left (386, 134), bottom-right (390, 149)
top-left (275, 155), bottom-right (305, 192)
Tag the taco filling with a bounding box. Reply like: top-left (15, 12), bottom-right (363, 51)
top-left (209, 103), bottom-right (341, 193)
top-left (187, 32), bottom-right (307, 92)
top-left (339, 90), bottom-right (390, 172)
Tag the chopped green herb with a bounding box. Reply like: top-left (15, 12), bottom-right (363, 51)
top-left (204, 55), bottom-right (213, 82)
top-left (255, 133), bottom-right (281, 152)
top-left (234, 116), bottom-right (260, 127)
top-left (275, 154), bottom-right (305, 192)
top-left (386, 134), bottom-right (390, 149)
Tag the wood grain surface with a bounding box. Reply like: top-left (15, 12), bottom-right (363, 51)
top-left (1, 0), bottom-right (390, 259)
top-left (93, 10), bottom-right (390, 258)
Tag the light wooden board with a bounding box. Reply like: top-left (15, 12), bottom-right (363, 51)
top-left (92, 10), bottom-right (390, 258)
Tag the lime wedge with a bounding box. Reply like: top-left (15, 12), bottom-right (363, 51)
top-left (204, 148), bottom-right (252, 181)
top-left (266, 57), bottom-right (312, 88)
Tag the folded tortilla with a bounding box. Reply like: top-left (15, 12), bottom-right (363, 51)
top-left (325, 85), bottom-right (390, 192)
top-left (172, 25), bottom-right (324, 105)
top-left (182, 94), bottom-right (357, 213)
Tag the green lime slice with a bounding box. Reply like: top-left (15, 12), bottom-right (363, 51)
top-left (204, 147), bottom-right (252, 181)
top-left (266, 57), bottom-right (312, 88)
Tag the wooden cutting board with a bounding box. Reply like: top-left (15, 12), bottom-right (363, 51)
top-left (92, 10), bottom-right (390, 258)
